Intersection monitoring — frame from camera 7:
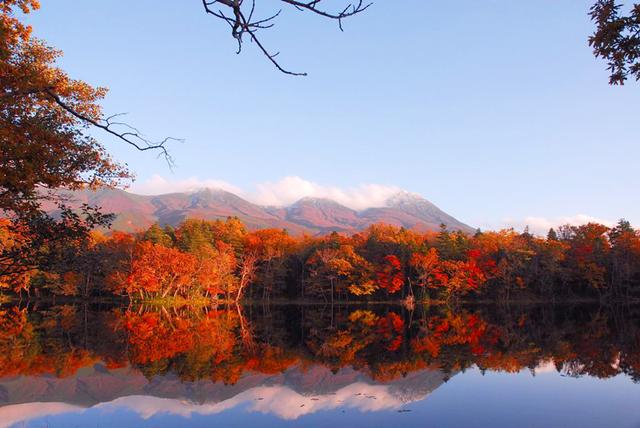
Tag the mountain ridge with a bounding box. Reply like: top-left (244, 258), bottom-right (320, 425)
top-left (0, 363), bottom-right (451, 423)
top-left (44, 188), bottom-right (474, 235)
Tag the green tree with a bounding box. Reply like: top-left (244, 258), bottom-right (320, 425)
top-left (142, 223), bottom-right (173, 247)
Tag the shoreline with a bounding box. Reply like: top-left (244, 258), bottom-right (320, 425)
top-left (2, 295), bottom-right (639, 307)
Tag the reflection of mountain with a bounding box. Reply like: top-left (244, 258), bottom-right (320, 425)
top-left (0, 363), bottom-right (450, 425)
top-left (2, 304), bottom-right (638, 427)
top-left (42, 188), bottom-right (474, 234)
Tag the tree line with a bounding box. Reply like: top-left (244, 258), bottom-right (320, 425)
top-left (2, 216), bottom-right (639, 303)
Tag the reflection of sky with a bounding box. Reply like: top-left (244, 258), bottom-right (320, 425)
top-left (7, 368), bottom-right (640, 428)
top-left (1, 403), bottom-right (83, 428)
top-left (3, 382), bottom-right (411, 428)
top-left (95, 382), bottom-right (408, 419)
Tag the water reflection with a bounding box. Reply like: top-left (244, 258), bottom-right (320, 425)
top-left (1, 303), bottom-right (640, 427)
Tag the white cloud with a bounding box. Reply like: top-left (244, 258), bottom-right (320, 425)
top-left (252, 176), bottom-right (401, 210)
top-left (129, 176), bottom-right (634, 231)
top-left (130, 175), bottom-right (401, 210)
top-left (94, 382), bottom-right (411, 420)
top-left (0, 402), bottom-right (83, 428)
top-left (521, 215), bottom-right (615, 233)
top-left (486, 214), bottom-right (619, 236)
top-left (534, 359), bottom-right (558, 375)
top-left (130, 174), bottom-right (243, 196)
top-left (1, 383), bottom-right (420, 425)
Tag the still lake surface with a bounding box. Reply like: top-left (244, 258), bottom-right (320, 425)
top-left (1, 303), bottom-right (639, 427)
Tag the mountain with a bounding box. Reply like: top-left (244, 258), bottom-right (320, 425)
top-left (44, 188), bottom-right (474, 235)
top-left (360, 192), bottom-right (472, 233)
top-left (0, 363), bottom-right (452, 424)
top-left (284, 197), bottom-right (363, 232)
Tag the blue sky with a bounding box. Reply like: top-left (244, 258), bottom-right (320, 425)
top-left (25, 1), bottom-right (639, 231)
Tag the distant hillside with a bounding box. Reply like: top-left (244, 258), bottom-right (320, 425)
top-left (0, 363), bottom-right (450, 422)
top-left (44, 188), bottom-right (474, 235)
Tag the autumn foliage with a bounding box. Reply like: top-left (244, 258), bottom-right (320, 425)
top-left (3, 303), bottom-right (640, 386)
top-left (2, 217), bottom-right (640, 303)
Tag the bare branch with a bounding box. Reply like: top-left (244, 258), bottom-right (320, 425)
top-left (44, 90), bottom-right (179, 167)
top-left (201, 0), bottom-right (371, 75)
top-left (3, 87), bottom-right (179, 166)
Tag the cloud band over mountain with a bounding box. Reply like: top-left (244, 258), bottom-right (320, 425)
top-left (131, 175), bottom-right (402, 211)
top-left (129, 175), bottom-right (626, 235)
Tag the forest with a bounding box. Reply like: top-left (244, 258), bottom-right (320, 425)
top-left (2, 216), bottom-right (639, 304)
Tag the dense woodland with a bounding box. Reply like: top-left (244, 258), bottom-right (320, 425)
top-left (2, 216), bottom-right (639, 303)
top-left (1, 303), bottom-right (639, 383)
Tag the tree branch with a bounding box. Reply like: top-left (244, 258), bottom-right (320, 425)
top-left (201, 0), bottom-right (371, 75)
top-left (589, 1), bottom-right (640, 85)
top-left (44, 90), bottom-right (179, 167)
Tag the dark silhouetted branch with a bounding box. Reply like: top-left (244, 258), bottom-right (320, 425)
top-left (589, 0), bottom-right (640, 85)
top-left (45, 90), bottom-right (179, 167)
top-left (201, 0), bottom-right (371, 75)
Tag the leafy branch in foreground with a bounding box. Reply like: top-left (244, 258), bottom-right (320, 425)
top-left (1, 0), bottom-right (178, 287)
top-left (590, 0), bottom-right (640, 84)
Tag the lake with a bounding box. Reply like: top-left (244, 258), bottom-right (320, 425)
top-left (1, 303), bottom-right (639, 427)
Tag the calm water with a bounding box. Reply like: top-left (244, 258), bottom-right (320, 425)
top-left (1, 303), bottom-right (639, 427)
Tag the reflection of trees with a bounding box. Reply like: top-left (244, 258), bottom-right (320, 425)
top-left (119, 305), bottom-right (300, 384)
top-left (2, 304), bottom-right (640, 384)
top-left (0, 304), bottom-right (126, 377)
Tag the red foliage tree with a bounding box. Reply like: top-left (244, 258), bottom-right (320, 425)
top-left (376, 255), bottom-right (404, 294)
